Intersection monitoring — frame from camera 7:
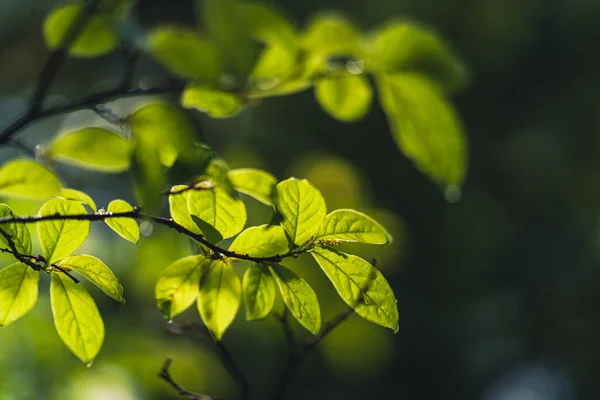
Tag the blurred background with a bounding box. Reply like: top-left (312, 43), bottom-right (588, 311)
top-left (1, 0), bottom-right (600, 399)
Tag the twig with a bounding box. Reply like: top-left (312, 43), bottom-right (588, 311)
top-left (158, 358), bottom-right (218, 400)
top-left (0, 228), bottom-right (41, 271)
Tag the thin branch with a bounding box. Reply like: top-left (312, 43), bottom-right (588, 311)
top-left (0, 228), bottom-right (41, 271)
top-left (158, 358), bottom-right (218, 400)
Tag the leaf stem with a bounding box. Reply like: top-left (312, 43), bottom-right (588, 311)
top-left (158, 358), bottom-right (218, 400)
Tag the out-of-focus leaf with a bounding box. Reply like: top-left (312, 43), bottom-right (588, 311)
top-left (48, 128), bottom-right (132, 172)
top-left (377, 73), bottom-right (467, 187)
top-left (229, 225), bottom-right (288, 258)
top-left (130, 140), bottom-right (164, 215)
top-left (58, 255), bottom-right (123, 302)
top-left (243, 264), bottom-right (275, 320)
top-left (300, 14), bottom-right (362, 57)
top-left (0, 204), bottom-right (32, 254)
top-left (181, 83), bottom-right (244, 118)
top-left (50, 273), bottom-right (104, 364)
top-left (315, 74), bottom-right (372, 122)
top-left (59, 188), bottom-right (97, 212)
top-left (236, 1), bottom-right (296, 48)
top-left (0, 263), bottom-right (38, 327)
top-left (228, 168), bottom-right (276, 205)
top-left (251, 45), bottom-right (297, 82)
top-left (165, 144), bottom-right (214, 185)
top-left (104, 199), bottom-right (139, 243)
top-left (315, 209), bottom-right (391, 244)
top-left (0, 159), bottom-right (62, 201)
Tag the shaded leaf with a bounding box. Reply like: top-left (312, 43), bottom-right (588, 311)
top-left (0, 159), bottom-right (62, 201)
top-left (229, 225), bottom-right (288, 258)
top-left (0, 204), bottom-right (32, 254)
top-left (130, 140), bottom-right (164, 215)
top-left (59, 188), bottom-right (97, 212)
top-left (228, 168), bottom-right (276, 205)
top-left (0, 263), bottom-right (38, 327)
top-left (104, 199), bottom-right (139, 243)
top-left (181, 83), bottom-right (244, 118)
top-left (315, 74), bottom-right (372, 122)
top-left (58, 255), bottom-right (123, 302)
top-left (315, 209), bottom-right (391, 244)
top-left (243, 264), bottom-right (275, 320)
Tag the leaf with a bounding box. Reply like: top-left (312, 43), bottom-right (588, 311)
top-left (104, 200), bottom-right (139, 244)
top-left (155, 255), bottom-right (208, 320)
top-left (48, 128), bottom-right (132, 172)
top-left (130, 140), bottom-right (164, 215)
top-left (37, 198), bottom-right (90, 264)
top-left (229, 225), bottom-right (288, 258)
top-left (251, 45), bottom-right (297, 82)
top-left (43, 4), bottom-right (118, 58)
top-left (0, 263), bottom-right (38, 327)
top-left (236, 2), bottom-right (296, 48)
top-left (59, 188), bottom-right (97, 212)
top-left (311, 247), bottom-right (398, 332)
top-left (169, 186), bottom-right (201, 235)
top-left (187, 186), bottom-right (246, 243)
top-left (181, 83), bottom-right (243, 118)
top-left (315, 74), bottom-right (373, 122)
top-left (165, 144), bottom-right (214, 185)
top-left (275, 178), bottom-right (326, 247)
top-left (243, 264), bottom-right (275, 320)
top-left (0, 204), bottom-right (32, 254)
top-left (367, 20), bottom-right (467, 92)
top-left (228, 168), bottom-right (276, 205)
top-left (300, 13), bottom-right (362, 57)
top-left (0, 158), bottom-right (62, 201)
top-left (268, 263), bottom-right (321, 334)
top-left (197, 259), bottom-right (241, 340)
top-left (58, 255), bottom-right (123, 302)
top-left (377, 73), bottom-right (467, 187)
top-left (147, 26), bottom-right (221, 81)
top-left (315, 209), bottom-right (391, 245)
top-left (50, 273), bottom-right (104, 364)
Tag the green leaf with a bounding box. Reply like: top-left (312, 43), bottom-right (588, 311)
top-left (228, 168), bottom-right (276, 205)
top-left (300, 13), bottom-right (362, 57)
top-left (50, 273), bottom-right (104, 364)
top-left (311, 247), bottom-right (399, 332)
top-left (377, 73), bottom-right (467, 187)
top-left (155, 255), bottom-right (208, 320)
top-left (169, 186), bottom-right (201, 235)
top-left (315, 74), bottom-right (372, 122)
top-left (130, 140), bottom-right (164, 215)
top-left (104, 200), bottom-right (139, 244)
top-left (315, 209), bottom-right (391, 244)
top-left (275, 178), bottom-right (326, 247)
top-left (229, 225), bottom-right (288, 258)
top-left (165, 144), bottom-right (215, 185)
top-left (0, 263), bottom-right (38, 327)
top-left (268, 263), bottom-right (321, 334)
top-left (59, 188), bottom-right (97, 212)
top-left (147, 26), bottom-right (221, 81)
top-left (251, 45), bottom-right (297, 82)
top-left (58, 255), bottom-right (123, 302)
top-left (48, 128), bottom-right (132, 172)
top-left (0, 158), bottom-right (62, 201)
top-left (37, 198), bottom-right (90, 264)
top-left (181, 83), bottom-right (244, 118)
top-left (367, 20), bottom-right (467, 92)
top-left (236, 2), bottom-right (296, 48)
top-left (43, 4), bottom-right (118, 58)
top-left (197, 259), bottom-right (241, 340)
top-left (0, 204), bottom-right (32, 254)
top-left (188, 186), bottom-right (246, 243)
top-left (243, 264), bottom-right (275, 320)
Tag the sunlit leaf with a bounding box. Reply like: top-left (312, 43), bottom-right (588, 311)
top-left (377, 73), bottom-right (467, 187)
top-left (300, 13), bottom-right (362, 56)
top-left (229, 225), bottom-right (288, 258)
top-left (312, 247), bottom-right (399, 332)
top-left (268, 263), bottom-right (321, 334)
top-left (59, 188), bottom-right (97, 212)
top-left (0, 263), bottom-right (38, 327)
top-left (58, 255), bottom-right (123, 302)
top-left (169, 186), bottom-right (201, 235)
top-left (315, 209), bottom-right (391, 244)
top-left (251, 45), bottom-right (297, 82)
top-left (0, 204), bottom-right (32, 254)
top-left (275, 178), bottom-right (326, 246)
top-left (181, 83), bottom-right (244, 118)
top-left (197, 259), bottom-right (241, 340)
top-left (236, 1), bottom-right (296, 48)
top-left (130, 140), bottom-right (164, 215)
top-left (228, 168), bottom-right (276, 205)
top-left (43, 4), bottom-right (118, 58)
top-left (243, 264), bottom-right (275, 320)
top-left (155, 255), bottom-right (208, 320)
top-left (48, 128), bottom-right (131, 173)
top-left (315, 74), bottom-right (372, 122)
top-left (37, 198), bottom-right (90, 264)
top-left (0, 158), bottom-right (62, 201)
top-left (50, 273), bottom-right (104, 364)
top-left (104, 199), bottom-right (139, 244)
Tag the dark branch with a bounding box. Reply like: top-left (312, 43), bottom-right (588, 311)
top-left (0, 228), bottom-right (41, 271)
top-left (158, 358), bottom-right (218, 400)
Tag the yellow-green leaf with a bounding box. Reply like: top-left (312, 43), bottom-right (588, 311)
top-left (58, 255), bottom-right (123, 302)
top-left (0, 263), bottom-right (38, 327)
top-left (315, 209), bottom-right (391, 244)
top-left (130, 139), bottom-right (164, 215)
top-left (0, 204), bottom-right (32, 254)
top-left (104, 199), bottom-right (139, 244)
top-left (300, 14), bottom-right (362, 57)
top-left (228, 168), bottom-right (276, 205)
top-left (181, 83), bottom-right (244, 118)
top-left (197, 259), bottom-right (241, 340)
top-left (229, 225), bottom-right (288, 258)
top-left (251, 44), bottom-right (297, 82)
top-left (50, 273), bottom-right (104, 364)
top-left (169, 186), bottom-right (201, 235)
top-left (315, 74), bottom-right (372, 122)
top-left (0, 158), bottom-right (62, 201)
top-left (59, 188), bottom-right (97, 212)
top-left (243, 264), bottom-right (275, 320)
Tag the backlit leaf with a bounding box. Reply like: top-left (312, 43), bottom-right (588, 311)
top-left (0, 263), bottom-right (38, 327)
top-left (300, 14), bottom-right (362, 57)
top-left (0, 204), bottom-right (32, 254)
top-left (315, 74), bottom-right (372, 122)
top-left (130, 140), bottom-right (164, 214)
top-left (229, 225), bottom-right (288, 258)
top-left (0, 159), bottom-right (62, 201)
top-left (58, 255), bottom-right (123, 302)
top-left (181, 83), bottom-right (244, 118)
top-left (169, 186), bottom-right (201, 235)
top-left (315, 209), bottom-right (391, 244)
top-left (104, 199), bottom-right (139, 244)
top-left (59, 188), bottom-right (97, 212)
top-left (228, 168), bottom-right (276, 205)
top-left (243, 264), bottom-right (275, 320)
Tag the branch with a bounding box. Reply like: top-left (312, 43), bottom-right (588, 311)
top-left (0, 228), bottom-right (41, 271)
top-left (158, 358), bottom-right (218, 400)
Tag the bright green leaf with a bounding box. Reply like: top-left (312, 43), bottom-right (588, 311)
top-left (169, 186), bottom-right (201, 235)
top-left (0, 158), bottom-right (62, 201)
top-left (229, 225), bottom-right (288, 258)
top-left (251, 45), bottom-right (297, 82)
top-left (275, 178), bottom-right (326, 246)
top-left (315, 74), bottom-right (372, 122)
top-left (236, 2), bottom-right (296, 48)
top-left (228, 168), bottom-right (276, 205)
top-left (50, 273), bottom-right (104, 364)
top-left (59, 188), bottom-right (97, 212)
top-left (377, 73), bottom-right (467, 187)
top-left (155, 255), bottom-right (208, 320)
top-left (104, 200), bottom-right (139, 244)
top-left (48, 128), bottom-right (132, 172)
top-left (268, 263), bottom-right (321, 334)
top-left (37, 198), bottom-right (90, 264)
top-left (243, 264), bottom-right (275, 320)
top-left (0, 204), bottom-right (32, 254)
top-left (315, 209), bottom-right (391, 244)
top-left (300, 14), bottom-right (362, 56)
top-left (0, 263), bottom-right (38, 327)
top-left (58, 255), bottom-right (123, 302)
top-left (312, 247), bottom-right (399, 332)
top-left (130, 140), bottom-right (164, 215)
top-left (43, 4), bottom-right (118, 58)
top-left (197, 259), bottom-right (241, 340)
top-left (181, 83), bottom-right (244, 118)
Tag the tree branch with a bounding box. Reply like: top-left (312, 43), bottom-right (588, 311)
top-left (158, 358), bottom-right (218, 400)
